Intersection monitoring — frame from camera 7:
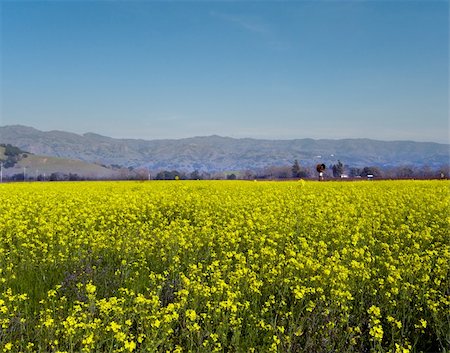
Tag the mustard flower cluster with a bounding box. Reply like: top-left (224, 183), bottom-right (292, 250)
top-left (0, 180), bottom-right (448, 352)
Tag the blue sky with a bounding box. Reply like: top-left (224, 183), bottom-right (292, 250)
top-left (1, 0), bottom-right (448, 143)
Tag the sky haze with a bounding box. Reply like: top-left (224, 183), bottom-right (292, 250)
top-left (1, 0), bottom-right (448, 143)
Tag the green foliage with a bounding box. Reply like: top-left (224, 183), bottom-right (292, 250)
top-left (2, 143), bottom-right (26, 157)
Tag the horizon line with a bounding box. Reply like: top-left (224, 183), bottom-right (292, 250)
top-left (1, 124), bottom-right (449, 146)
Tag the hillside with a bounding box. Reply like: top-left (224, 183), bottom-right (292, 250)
top-left (1, 125), bottom-right (449, 172)
top-left (0, 144), bottom-right (117, 179)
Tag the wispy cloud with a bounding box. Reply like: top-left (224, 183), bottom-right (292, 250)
top-left (210, 10), bottom-right (290, 51)
top-left (210, 10), bottom-right (270, 35)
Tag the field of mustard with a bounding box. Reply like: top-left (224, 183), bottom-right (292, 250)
top-left (0, 180), bottom-right (448, 353)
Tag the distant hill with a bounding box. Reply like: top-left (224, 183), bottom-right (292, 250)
top-left (0, 143), bottom-right (117, 179)
top-left (1, 125), bottom-right (449, 172)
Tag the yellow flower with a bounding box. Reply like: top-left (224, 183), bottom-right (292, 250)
top-left (151, 318), bottom-right (161, 328)
top-left (124, 340), bottom-right (136, 352)
top-left (395, 343), bottom-right (412, 353)
top-left (186, 309), bottom-right (197, 321)
top-left (419, 319), bottom-right (427, 328)
top-left (108, 321), bottom-right (121, 333)
top-left (115, 331), bottom-right (127, 342)
top-left (43, 317), bottom-right (54, 328)
top-left (173, 345), bottom-right (183, 353)
top-left (82, 333), bottom-right (94, 345)
top-left (85, 282), bottom-right (96, 295)
top-left (369, 324), bottom-right (384, 342)
top-left (368, 305), bottom-right (381, 317)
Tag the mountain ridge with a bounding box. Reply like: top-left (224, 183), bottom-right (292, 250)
top-left (1, 125), bottom-right (448, 172)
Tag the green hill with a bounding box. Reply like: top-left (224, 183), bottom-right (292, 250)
top-left (0, 144), bottom-right (117, 180)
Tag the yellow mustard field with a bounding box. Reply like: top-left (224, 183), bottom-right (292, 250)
top-left (0, 180), bottom-right (449, 353)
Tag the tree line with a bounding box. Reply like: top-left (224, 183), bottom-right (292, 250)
top-left (124, 161), bottom-right (448, 181)
top-left (1, 151), bottom-right (448, 182)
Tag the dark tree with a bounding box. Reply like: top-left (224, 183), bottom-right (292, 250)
top-left (4, 144), bottom-right (24, 156)
top-left (49, 172), bottom-right (61, 181)
top-left (3, 158), bottom-right (18, 168)
top-left (349, 167), bottom-right (361, 178)
top-left (155, 170), bottom-right (184, 180)
top-left (361, 166), bottom-right (382, 178)
top-left (332, 160), bottom-right (344, 178)
top-left (68, 173), bottom-right (83, 181)
top-left (292, 160), bottom-right (301, 178)
top-left (395, 166), bottom-right (415, 179)
top-left (10, 173), bottom-right (24, 181)
top-left (189, 170), bottom-right (202, 180)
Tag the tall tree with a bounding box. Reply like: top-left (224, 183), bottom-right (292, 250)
top-left (292, 160), bottom-right (301, 178)
top-left (332, 160), bottom-right (344, 178)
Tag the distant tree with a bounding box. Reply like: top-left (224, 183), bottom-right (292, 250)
top-left (417, 166), bottom-right (434, 179)
top-left (395, 166), bottom-right (415, 179)
top-left (292, 160), bottom-right (301, 178)
top-left (4, 144), bottom-right (24, 157)
top-left (349, 167), bottom-right (361, 178)
top-left (436, 166), bottom-right (449, 179)
top-left (189, 170), bottom-right (202, 180)
top-left (332, 160), bottom-right (344, 178)
top-left (68, 173), bottom-right (83, 181)
top-left (361, 166), bottom-right (382, 178)
top-left (292, 160), bottom-right (309, 178)
top-left (155, 170), bottom-right (169, 180)
top-left (3, 158), bottom-right (17, 168)
top-left (49, 172), bottom-right (61, 181)
top-left (10, 173), bottom-right (24, 181)
top-left (227, 173), bottom-right (237, 180)
top-left (260, 166), bottom-right (279, 179)
top-left (0, 144), bottom-right (33, 170)
top-left (118, 168), bottom-right (130, 180)
top-left (210, 172), bottom-right (225, 180)
top-left (155, 170), bottom-right (185, 180)
top-left (261, 166), bottom-right (292, 179)
top-left (243, 170), bottom-right (254, 180)
top-left (200, 171), bottom-right (212, 180)
top-left (134, 168), bottom-right (150, 180)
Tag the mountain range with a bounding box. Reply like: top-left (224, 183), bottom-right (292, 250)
top-left (1, 125), bottom-right (448, 172)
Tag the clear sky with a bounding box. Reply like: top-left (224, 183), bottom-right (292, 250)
top-left (1, 0), bottom-right (448, 143)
